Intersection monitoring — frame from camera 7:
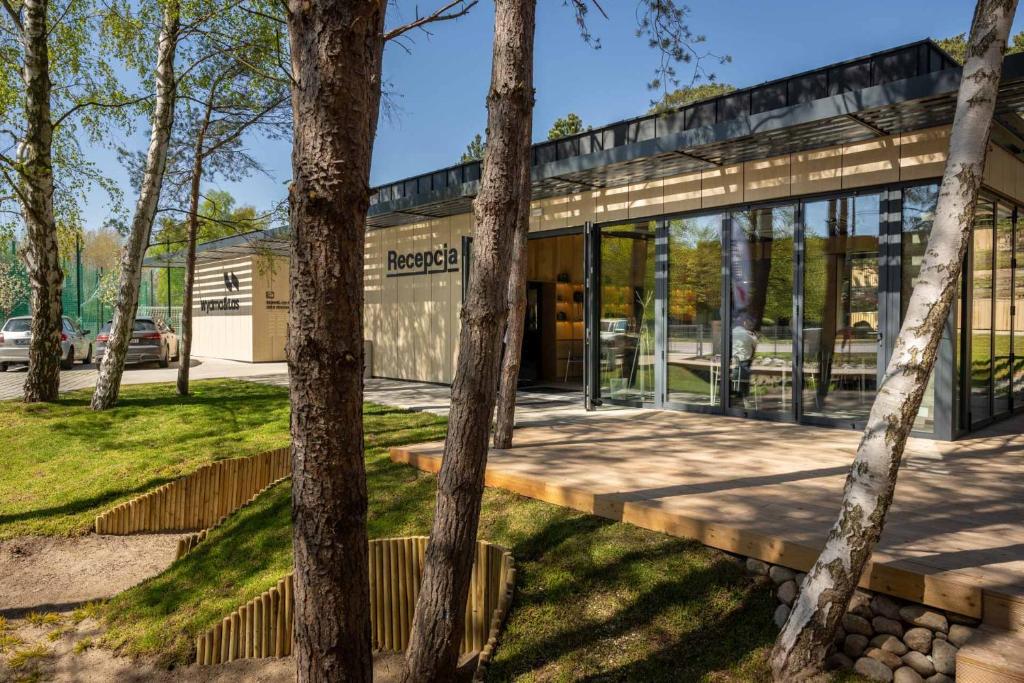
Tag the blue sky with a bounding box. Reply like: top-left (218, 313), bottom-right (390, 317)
top-left (80, 1), bottom-right (1024, 230)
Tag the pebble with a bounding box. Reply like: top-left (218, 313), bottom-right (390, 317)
top-left (902, 627), bottom-right (932, 654)
top-left (901, 650), bottom-right (936, 677)
top-left (850, 590), bottom-right (875, 619)
top-left (795, 572), bottom-right (807, 584)
top-left (844, 633), bottom-right (869, 658)
top-left (947, 623), bottom-right (974, 647)
top-left (854, 655), bottom-right (894, 682)
top-left (843, 613), bottom-right (874, 637)
top-left (865, 646), bottom-right (903, 670)
top-left (777, 580), bottom-right (798, 606)
top-left (773, 603), bottom-right (790, 629)
top-left (871, 634), bottom-right (908, 656)
top-left (871, 594), bottom-right (903, 621)
top-left (930, 638), bottom-right (957, 676)
top-left (872, 615), bottom-right (904, 637)
top-left (893, 666), bottom-right (925, 683)
top-left (899, 605), bottom-right (948, 633)
top-left (924, 674), bottom-right (954, 683)
top-left (769, 565), bottom-right (796, 585)
top-left (746, 558), bottom-right (770, 576)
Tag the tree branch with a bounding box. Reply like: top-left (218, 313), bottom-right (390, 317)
top-left (53, 94), bottom-right (154, 131)
top-left (383, 0), bottom-right (477, 42)
top-left (1, 0), bottom-right (23, 31)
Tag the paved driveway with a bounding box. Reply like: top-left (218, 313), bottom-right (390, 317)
top-left (0, 357), bottom-right (289, 401)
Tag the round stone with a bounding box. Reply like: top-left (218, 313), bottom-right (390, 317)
top-left (902, 627), bottom-right (933, 654)
top-left (865, 646), bottom-right (903, 670)
top-left (844, 634), bottom-right (870, 658)
top-left (746, 558), bottom-right (770, 576)
top-left (901, 650), bottom-right (936, 678)
top-left (871, 594), bottom-right (903, 621)
top-left (947, 623), bottom-right (975, 647)
top-left (924, 674), bottom-right (954, 683)
top-left (893, 666), bottom-right (925, 683)
top-left (930, 638), bottom-right (957, 676)
top-left (854, 655), bottom-right (894, 682)
top-left (873, 615), bottom-right (904, 637)
top-left (899, 605), bottom-right (949, 633)
top-left (826, 652), bottom-right (854, 671)
top-left (795, 572), bottom-right (807, 584)
top-left (769, 565), bottom-right (797, 585)
top-left (843, 612), bottom-right (874, 637)
top-left (871, 634), bottom-right (908, 656)
top-left (850, 590), bottom-right (875, 619)
top-left (773, 603), bottom-right (791, 629)
top-left (777, 580), bottom-right (798, 606)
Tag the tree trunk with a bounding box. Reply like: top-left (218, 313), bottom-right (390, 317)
top-left (284, 0), bottom-right (385, 681)
top-left (176, 98), bottom-right (213, 396)
top-left (402, 0), bottom-right (536, 679)
top-left (492, 168), bottom-right (531, 449)
top-left (770, 1), bottom-right (1017, 679)
top-left (20, 0), bottom-right (62, 403)
top-left (91, 2), bottom-right (179, 410)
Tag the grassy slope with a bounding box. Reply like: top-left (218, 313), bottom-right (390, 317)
top-left (0, 380), bottom-right (294, 539)
top-left (104, 402), bottom-right (793, 681)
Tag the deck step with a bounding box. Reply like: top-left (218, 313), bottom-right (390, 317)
top-left (957, 625), bottom-right (1024, 682)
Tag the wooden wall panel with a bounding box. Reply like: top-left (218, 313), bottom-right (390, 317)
top-left (662, 170), bottom-right (702, 214)
top-left (426, 218), bottom-right (451, 383)
top-left (984, 142), bottom-right (1017, 200)
top-left (192, 256), bottom-right (254, 361)
top-left (899, 125), bottom-right (950, 182)
top-left (790, 147), bottom-right (842, 195)
top-left (702, 163), bottom-right (743, 208)
top-left (842, 137), bottom-right (898, 189)
top-left (593, 185), bottom-right (629, 223)
top-left (250, 256), bottom-right (289, 362)
top-left (744, 155), bottom-right (790, 203)
top-left (378, 226), bottom-right (399, 378)
top-left (449, 213), bottom-right (472, 381)
top-left (566, 190), bottom-right (595, 226)
top-left (627, 179), bottom-right (664, 219)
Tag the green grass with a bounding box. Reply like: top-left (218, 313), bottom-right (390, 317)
top-left (102, 400), bottom-right (824, 681)
top-left (0, 380), bottom-right (293, 539)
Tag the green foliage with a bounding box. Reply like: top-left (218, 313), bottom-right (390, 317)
top-left (0, 379), bottom-right (291, 539)
top-left (936, 31), bottom-right (1024, 64)
top-left (547, 113), bottom-right (587, 140)
top-left (650, 82), bottom-right (736, 114)
top-left (460, 132), bottom-right (486, 163)
top-left (0, 250), bottom-right (29, 317)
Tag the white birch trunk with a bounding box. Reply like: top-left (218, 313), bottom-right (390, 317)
top-left (19, 0), bottom-right (63, 403)
top-left (91, 2), bottom-right (179, 410)
top-left (770, 1), bottom-right (1017, 679)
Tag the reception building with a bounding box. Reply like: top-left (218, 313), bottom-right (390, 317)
top-left (177, 40), bottom-right (1024, 441)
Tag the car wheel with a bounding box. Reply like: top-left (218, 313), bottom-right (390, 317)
top-left (0, 363), bottom-right (7, 372)
top-left (158, 345), bottom-right (169, 368)
top-left (60, 346), bottom-right (74, 370)
top-left (82, 344), bottom-right (92, 365)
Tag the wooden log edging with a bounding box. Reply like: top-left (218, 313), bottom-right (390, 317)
top-left (94, 447), bottom-right (290, 536)
top-left (195, 537), bottom-right (516, 678)
top-left (174, 474), bottom-right (290, 560)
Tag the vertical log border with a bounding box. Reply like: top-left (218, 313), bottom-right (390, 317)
top-left (195, 537), bottom-right (516, 679)
top-left (94, 447), bottom-right (290, 536)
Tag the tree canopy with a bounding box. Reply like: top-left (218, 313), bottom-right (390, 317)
top-left (460, 132), bottom-right (486, 162)
top-left (547, 113), bottom-right (587, 140)
top-left (649, 82), bottom-right (736, 113)
top-left (936, 31), bottom-right (1024, 63)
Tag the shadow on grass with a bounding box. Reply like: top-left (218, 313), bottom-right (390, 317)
top-left (0, 476), bottom-right (176, 526)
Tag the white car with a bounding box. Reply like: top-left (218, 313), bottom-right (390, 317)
top-left (0, 315), bottom-right (93, 371)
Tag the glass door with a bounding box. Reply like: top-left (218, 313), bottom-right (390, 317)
top-left (597, 221), bottom-right (657, 405)
top-left (800, 194), bottom-right (883, 426)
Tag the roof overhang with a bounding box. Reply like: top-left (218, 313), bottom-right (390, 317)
top-left (143, 226), bottom-right (290, 268)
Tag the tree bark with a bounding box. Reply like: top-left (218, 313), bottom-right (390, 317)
top-left (176, 96), bottom-right (213, 396)
top-left (770, 1), bottom-right (1017, 679)
top-left (20, 0), bottom-right (62, 403)
top-left (284, 0), bottom-right (385, 681)
top-left (402, 0), bottom-right (535, 679)
top-left (91, 2), bottom-right (179, 410)
top-left (492, 163), bottom-right (531, 449)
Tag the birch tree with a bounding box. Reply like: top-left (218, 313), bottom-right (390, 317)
top-left (1, 0), bottom-right (125, 401)
top-left (770, 1), bottom-right (1017, 679)
top-left (282, 1), bottom-right (473, 680)
top-left (90, 0), bottom-right (180, 410)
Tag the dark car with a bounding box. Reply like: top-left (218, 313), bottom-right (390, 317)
top-left (94, 317), bottom-right (179, 368)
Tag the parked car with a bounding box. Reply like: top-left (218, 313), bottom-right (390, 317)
top-left (94, 317), bottom-right (179, 368)
top-left (0, 315), bottom-right (92, 371)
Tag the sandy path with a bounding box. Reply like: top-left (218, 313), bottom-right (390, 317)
top-left (0, 534), bottom-right (181, 616)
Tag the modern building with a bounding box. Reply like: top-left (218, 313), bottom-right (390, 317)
top-left (172, 40), bottom-right (1024, 441)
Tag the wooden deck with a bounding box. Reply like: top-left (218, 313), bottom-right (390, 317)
top-left (391, 409), bottom-right (1024, 631)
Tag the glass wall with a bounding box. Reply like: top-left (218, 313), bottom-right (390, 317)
top-left (970, 200), bottom-right (994, 426)
top-left (801, 194), bottom-right (881, 422)
top-left (1015, 210), bottom-right (1024, 405)
top-left (901, 185), bottom-right (940, 432)
top-left (598, 221), bottom-right (656, 403)
top-left (995, 203), bottom-right (1014, 416)
top-left (666, 214), bottom-right (722, 405)
top-left (727, 205), bottom-right (796, 415)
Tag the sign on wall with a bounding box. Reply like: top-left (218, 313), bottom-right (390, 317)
top-left (198, 269), bottom-right (244, 313)
top-left (386, 244), bottom-right (459, 278)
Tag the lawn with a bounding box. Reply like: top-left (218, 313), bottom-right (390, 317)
top-left (6, 379), bottom-right (857, 680)
top-left (0, 380), bottom-right (294, 539)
